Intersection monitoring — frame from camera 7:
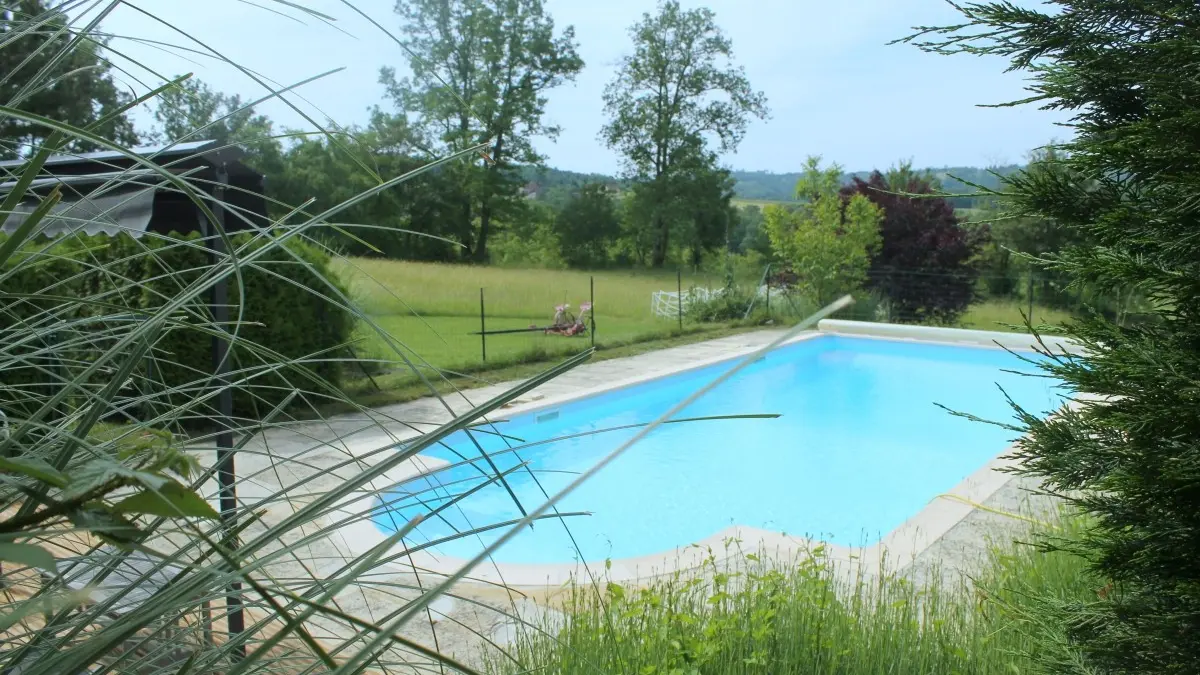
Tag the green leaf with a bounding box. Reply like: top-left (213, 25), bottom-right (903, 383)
top-left (62, 461), bottom-right (170, 501)
top-left (0, 456), bottom-right (69, 487)
top-left (112, 480), bottom-right (219, 519)
top-left (0, 542), bottom-right (57, 573)
top-left (0, 185), bottom-right (61, 259)
top-left (67, 507), bottom-right (142, 545)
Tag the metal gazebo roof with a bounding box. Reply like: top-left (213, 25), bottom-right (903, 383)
top-left (0, 140), bottom-right (267, 239)
top-left (0, 139), bottom-right (244, 172)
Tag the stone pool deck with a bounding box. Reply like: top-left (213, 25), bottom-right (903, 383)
top-left (190, 323), bottom-right (1067, 670)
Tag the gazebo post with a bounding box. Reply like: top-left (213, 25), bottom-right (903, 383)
top-left (205, 162), bottom-right (244, 656)
top-left (1, 141), bottom-right (262, 656)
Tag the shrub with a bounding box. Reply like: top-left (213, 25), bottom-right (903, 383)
top-left (729, 250), bottom-right (768, 282)
top-left (841, 167), bottom-right (986, 325)
top-left (2, 230), bottom-right (353, 421)
top-left (227, 232), bottom-right (353, 414)
top-left (685, 286), bottom-right (752, 323)
top-left (0, 234), bottom-right (86, 416)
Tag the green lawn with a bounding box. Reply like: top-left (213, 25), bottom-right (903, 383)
top-left (356, 314), bottom-right (681, 371)
top-left (337, 258), bottom-right (725, 319)
top-left (334, 258), bottom-right (730, 370)
top-left (732, 197), bottom-right (795, 209)
top-left (333, 258), bottom-right (1076, 392)
top-left (960, 299), bottom-right (1074, 332)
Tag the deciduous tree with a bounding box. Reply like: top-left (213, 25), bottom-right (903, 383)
top-left (151, 76), bottom-right (284, 177)
top-left (601, 0), bottom-right (767, 267)
top-left (675, 163), bottom-right (737, 267)
top-left (730, 205), bottom-right (771, 257)
top-left (554, 183), bottom-right (620, 268)
top-left (841, 162), bottom-right (986, 323)
top-left (272, 111), bottom-right (466, 260)
top-left (380, 0), bottom-right (583, 262)
top-left (764, 157), bottom-right (883, 305)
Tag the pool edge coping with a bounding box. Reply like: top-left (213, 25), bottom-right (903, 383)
top-left (334, 321), bottom-right (1075, 588)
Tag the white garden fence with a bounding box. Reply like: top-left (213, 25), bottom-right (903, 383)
top-left (651, 287), bottom-right (724, 318)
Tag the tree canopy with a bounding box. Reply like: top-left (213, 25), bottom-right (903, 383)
top-left (601, 0), bottom-right (767, 267)
top-left (841, 163), bottom-right (986, 323)
top-left (764, 157), bottom-right (883, 305)
top-left (554, 183), bottom-right (621, 268)
top-left (151, 76), bottom-right (285, 181)
top-left (380, 0), bottom-right (583, 262)
top-left (270, 111), bottom-right (467, 260)
top-left (0, 0), bottom-right (137, 159)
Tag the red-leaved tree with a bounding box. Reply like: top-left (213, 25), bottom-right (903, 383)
top-left (841, 169), bottom-right (987, 323)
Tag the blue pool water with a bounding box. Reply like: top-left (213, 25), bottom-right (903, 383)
top-left (373, 335), bottom-right (1063, 564)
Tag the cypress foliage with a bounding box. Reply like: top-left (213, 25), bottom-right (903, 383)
top-left (903, 2), bottom-right (1200, 673)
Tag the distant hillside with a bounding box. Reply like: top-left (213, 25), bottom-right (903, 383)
top-left (516, 164), bottom-right (1023, 209)
top-left (731, 165), bottom-right (1025, 208)
top-left (518, 166), bottom-right (623, 192)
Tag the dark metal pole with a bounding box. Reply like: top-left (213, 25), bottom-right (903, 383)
top-left (479, 288), bottom-right (487, 363)
top-left (676, 269), bottom-right (683, 331)
top-left (347, 346), bottom-right (381, 391)
top-left (590, 276), bottom-right (595, 349)
top-left (206, 163), bottom-right (244, 655)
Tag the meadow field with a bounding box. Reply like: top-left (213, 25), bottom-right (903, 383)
top-left (333, 258), bottom-right (1073, 378)
top-left (960, 299), bottom-right (1073, 331)
top-left (334, 259), bottom-right (735, 371)
top-left (731, 197), bottom-right (794, 209)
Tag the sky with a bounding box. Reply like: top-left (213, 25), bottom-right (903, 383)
top-left (93, 0), bottom-right (1070, 175)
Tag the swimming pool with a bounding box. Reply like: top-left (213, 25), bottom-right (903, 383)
top-left (373, 334), bottom-right (1063, 565)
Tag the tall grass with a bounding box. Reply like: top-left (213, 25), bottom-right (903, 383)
top-left (496, 512), bottom-right (1096, 674)
top-left (0, 2), bottom-right (612, 673)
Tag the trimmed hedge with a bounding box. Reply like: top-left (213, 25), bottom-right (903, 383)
top-left (1, 230), bottom-right (353, 422)
top-left (0, 235), bottom-right (89, 417)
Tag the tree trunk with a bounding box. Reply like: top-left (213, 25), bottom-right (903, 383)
top-left (650, 213), bottom-right (669, 268)
top-left (475, 200), bottom-right (492, 263)
top-left (474, 134), bottom-right (505, 263)
top-left (460, 198), bottom-right (474, 259)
